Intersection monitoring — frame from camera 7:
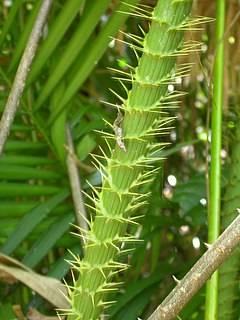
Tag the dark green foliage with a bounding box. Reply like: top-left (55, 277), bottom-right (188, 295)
top-left (218, 117), bottom-right (240, 320)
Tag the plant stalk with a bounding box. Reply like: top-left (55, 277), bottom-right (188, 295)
top-left (66, 122), bottom-right (88, 254)
top-left (205, 0), bottom-right (225, 319)
top-left (66, 1), bottom-right (194, 319)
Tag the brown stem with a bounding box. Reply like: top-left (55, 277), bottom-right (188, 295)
top-left (0, 0), bottom-right (53, 156)
top-left (147, 213), bottom-right (240, 320)
top-left (66, 122), bottom-right (89, 254)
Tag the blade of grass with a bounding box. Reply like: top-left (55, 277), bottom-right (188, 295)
top-left (205, 1), bottom-right (226, 319)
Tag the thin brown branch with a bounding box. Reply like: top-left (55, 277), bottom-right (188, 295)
top-left (66, 123), bottom-right (89, 254)
top-left (147, 213), bottom-right (240, 320)
top-left (64, 146), bottom-right (95, 173)
top-left (0, 0), bottom-right (53, 156)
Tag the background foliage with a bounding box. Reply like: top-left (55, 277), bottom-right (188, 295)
top-left (0, 0), bottom-right (239, 319)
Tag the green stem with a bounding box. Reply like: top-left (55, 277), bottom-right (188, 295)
top-left (66, 1), bottom-right (193, 319)
top-left (205, 0), bottom-right (225, 319)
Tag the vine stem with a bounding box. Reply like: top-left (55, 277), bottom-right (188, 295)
top-left (206, 0), bottom-right (226, 318)
top-left (0, 0), bottom-right (53, 156)
top-left (147, 213), bottom-right (240, 320)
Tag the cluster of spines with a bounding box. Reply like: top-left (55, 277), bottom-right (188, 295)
top-left (63, 1), bottom-right (207, 319)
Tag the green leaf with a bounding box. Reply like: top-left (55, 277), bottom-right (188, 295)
top-left (0, 164), bottom-right (63, 180)
top-left (1, 189), bottom-right (70, 255)
top-left (34, 0), bottom-right (112, 110)
top-left (7, 0), bottom-right (43, 72)
top-left (171, 173), bottom-right (206, 212)
top-left (0, 0), bottom-right (23, 48)
top-left (50, 78), bottom-right (67, 166)
top-left (4, 140), bottom-right (47, 151)
top-left (45, 0), bottom-right (140, 126)
top-left (76, 134), bottom-right (97, 161)
top-left (112, 286), bottom-right (155, 320)
top-left (152, 140), bottom-right (199, 158)
top-left (0, 202), bottom-right (38, 215)
top-left (48, 245), bottom-right (80, 279)
top-left (0, 183), bottom-right (62, 197)
top-left (22, 212), bottom-right (74, 268)
top-left (27, 0), bottom-right (85, 84)
top-left (108, 261), bottom-right (193, 319)
top-left (0, 155), bottom-right (56, 166)
top-left (0, 303), bottom-right (16, 320)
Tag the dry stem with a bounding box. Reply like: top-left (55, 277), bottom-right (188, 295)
top-left (0, 0), bottom-right (53, 156)
top-left (66, 123), bottom-right (88, 254)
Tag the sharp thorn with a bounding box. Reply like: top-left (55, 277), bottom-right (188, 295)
top-left (172, 275), bottom-right (181, 284)
top-left (204, 242), bottom-right (212, 249)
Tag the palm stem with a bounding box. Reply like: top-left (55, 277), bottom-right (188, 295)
top-left (66, 1), bottom-right (194, 319)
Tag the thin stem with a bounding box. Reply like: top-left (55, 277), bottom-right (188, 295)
top-left (0, 0), bottom-right (53, 156)
top-left (147, 213), bottom-right (240, 320)
top-left (66, 122), bottom-right (88, 255)
top-left (206, 1), bottom-right (225, 318)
